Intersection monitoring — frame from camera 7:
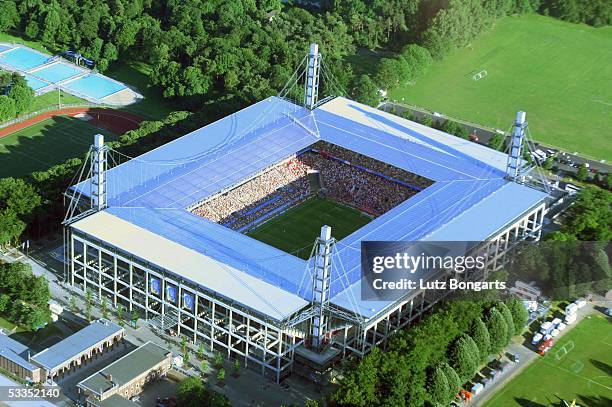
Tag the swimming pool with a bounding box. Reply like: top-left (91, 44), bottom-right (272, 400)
top-left (0, 47), bottom-right (50, 71)
top-left (23, 74), bottom-right (50, 91)
top-left (63, 74), bottom-right (127, 99)
top-left (32, 62), bottom-right (82, 83)
top-left (0, 43), bottom-right (141, 105)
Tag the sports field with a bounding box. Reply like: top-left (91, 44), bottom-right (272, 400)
top-left (485, 314), bottom-right (612, 406)
top-left (247, 197), bottom-right (372, 259)
top-left (389, 14), bottom-right (612, 160)
top-left (0, 116), bottom-right (117, 178)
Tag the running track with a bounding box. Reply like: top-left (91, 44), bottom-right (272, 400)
top-left (0, 107), bottom-right (145, 138)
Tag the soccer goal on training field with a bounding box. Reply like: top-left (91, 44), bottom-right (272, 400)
top-left (472, 69), bottom-right (488, 81)
top-left (554, 340), bottom-right (575, 360)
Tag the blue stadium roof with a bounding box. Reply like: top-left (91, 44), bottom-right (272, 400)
top-left (71, 96), bottom-right (547, 320)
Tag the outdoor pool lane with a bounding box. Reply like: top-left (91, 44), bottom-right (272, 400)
top-left (0, 43), bottom-right (137, 105)
top-left (63, 74), bottom-right (127, 99)
top-left (0, 47), bottom-right (49, 70)
top-left (32, 62), bottom-right (82, 83)
top-left (23, 74), bottom-right (50, 91)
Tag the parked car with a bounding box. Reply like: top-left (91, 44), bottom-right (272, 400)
top-left (531, 332), bottom-right (543, 345)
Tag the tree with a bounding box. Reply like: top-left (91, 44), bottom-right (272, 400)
top-left (486, 307), bottom-right (509, 353)
top-left (560, 187), bottom-right (611, 240)
top-left (69, 296), bottom-right (77, 312)
top-left (200, 360), bottom-right (207, 373)
top-left (216, 368), bottom-right (225, 382)
top-left (440, 362), bottom-right (461, 401)
top-left (427, 365), bottom-right (450, 406)
top-left (351, 75), bottom-right (380, 107)
top-left (0, 1), bottom-right (19, 32)
top-left (183, 351), bottom-right (190, 366)
top-left (214, 351), bottom-right (223, 369)
top-left (177, 376), bottom-right (205, 407)
top-left (576, 164), bottom-right (589, 181)
top-left (450, 334), bottom-right (480, 382)
top-left (488, 134), bottom-right (506, 151)
top-left (330, 347), bottom-right (380, 406)
top-left (0, 95), bottom-right (16, 121)
top-left (181, 336), bottom-right (188, 353)
top-left (131, 309), bottom-right (139, 325)
top-left (8, 81), bottom-right (34, 115)
top-left (506, 297), bottom-right (529, 333)
top-left (117, 304), bottom-right (124, 326)
top-left (101, 297), bottom-right (108, 318)
top-left (232, 359), bottom-right (241, 375)
top-left (0, 294), bottom-right (10, 313)
top-left (42, 8), bottom-right (62, 44)
top-left (543, 156), bottom-right (554, 170)
top-left (497, 301), bottom-right (516, 342)
top-left (197, 344), bottom-right (205, 359)
top-left (375, 58), bottom-right (401, 90)
top-left (471, 317), bottom-right (491, 363)
top-left (400, 44), bottom-right (433, 78)
top-left (85, 288), bottom-right (93, 321)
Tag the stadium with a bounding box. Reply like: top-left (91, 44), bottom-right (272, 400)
top-left (63, 45), bottom-right (548, 382)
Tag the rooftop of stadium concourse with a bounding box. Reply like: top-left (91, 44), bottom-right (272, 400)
top-left (70, 96), bottom-right (548, 320)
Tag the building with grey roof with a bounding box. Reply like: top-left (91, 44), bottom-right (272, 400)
top-left (0, 333), bottom-right (42, 383)
top-left (31, 318), bottom-right (124, 382)
top-left (77, 341), bottom-right (172, 406)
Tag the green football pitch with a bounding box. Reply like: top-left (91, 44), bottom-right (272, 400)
top-left (247, 197), bottom-right (372, 259)
top-left (484, 314), bottom-right (612, 406)
top-left (0, 116), bottom-right (117, 178)
top-left (389, 14), bottom-right (612, 160)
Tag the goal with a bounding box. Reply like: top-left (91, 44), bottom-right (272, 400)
top-left (554, 340), bottom-right (575, 360)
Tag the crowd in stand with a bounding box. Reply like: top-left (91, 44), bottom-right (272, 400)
top-left (192, 143), bottom-right (431, 231)
top-left (313, 141), bottom-right (432, 189)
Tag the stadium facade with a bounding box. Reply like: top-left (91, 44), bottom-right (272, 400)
top-left (64, 45), bottom-right (548, 381)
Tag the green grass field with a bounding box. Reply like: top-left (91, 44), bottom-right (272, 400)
top-left (0, 116), bottom-right (117, 178)
top-left (389, 14), bottom-right (612, 160)
top-left (485, 314), bottom-right (612, 406)
top-left (247, 197), bottom-right (372, 259)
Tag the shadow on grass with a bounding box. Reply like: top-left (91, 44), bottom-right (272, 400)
top-left (589, 359), bottom-right (612, 376)
top-left (513, 398), bottom-right (546, 407)
top-left (0, 115), bottom-right (117, 178)
top-left (577, 394), bottom-right (612, 407)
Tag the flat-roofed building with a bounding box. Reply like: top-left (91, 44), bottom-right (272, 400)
top-left (31, 318), bottom-right (124, 382)
top-left (0, 334), bottom-right (42, 383)
top-left (77, 341), bottom-right (172, 405)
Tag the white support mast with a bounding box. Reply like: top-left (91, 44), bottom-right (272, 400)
top-left (310, 225), bottom-right (333, 350)
top-left (304, 43), bottom-right (321, 110)
top-left (91, 134), bottom-right (107, 211)
top-left (506, 111), bottom-right (527, 181)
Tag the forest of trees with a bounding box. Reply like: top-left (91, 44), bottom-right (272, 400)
top-left (330, 298), bottom-right (528, 406)
top-left (539, 0), bottom-right (612, 27)
top-left (0, 71), bottom-right (35, 121)
top-left (0, 0), bottom-right (570, 110)
top-left (0, 261), bottom-right (51, 330)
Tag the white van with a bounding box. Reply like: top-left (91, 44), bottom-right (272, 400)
top-left (565, 303), bottom-right (578, 315)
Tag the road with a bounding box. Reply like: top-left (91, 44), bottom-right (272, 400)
top-left (379, 102), bottom-right (611, 177)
